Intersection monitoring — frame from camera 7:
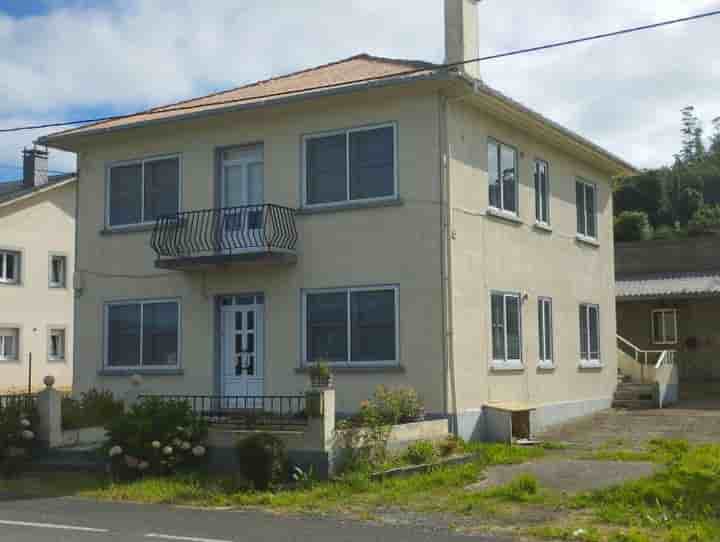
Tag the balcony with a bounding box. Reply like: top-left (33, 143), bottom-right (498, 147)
top-left (150, 204), bottom-right (298, 271)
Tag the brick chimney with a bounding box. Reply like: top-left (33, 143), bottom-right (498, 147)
top-left (23, 147), bottom-right (49, 188)
top-left (444, 0), bottom-right (481, 80)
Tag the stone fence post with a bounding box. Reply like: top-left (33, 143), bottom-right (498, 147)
top-left (36, 376), bottom-right (62, 448)
top-left (123, 374), bottom-right (145, 413)
top-left (304, 387), bottom-right (336, 477)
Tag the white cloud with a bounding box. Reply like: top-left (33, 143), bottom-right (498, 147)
top-left (0, 0), bottom-right (718, 178)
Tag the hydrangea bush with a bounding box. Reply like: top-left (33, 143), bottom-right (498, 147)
top-left (104, 398), bottom-right (209, 480)
top-left (0, 400), bottom-right (39, 477)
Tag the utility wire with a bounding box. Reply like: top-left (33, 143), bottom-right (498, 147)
top-left (1, 8), bottom-right (719, 135)
top-left (0, 164), bottom-right (71, 174)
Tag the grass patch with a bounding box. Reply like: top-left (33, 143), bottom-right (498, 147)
top-left (483, 473), bottom-right (541, 503)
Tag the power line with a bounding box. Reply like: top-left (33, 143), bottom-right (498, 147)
top-left (0, 164), bottom-right (71, 174)
top-left (1, 8), bottom-right (719, 135)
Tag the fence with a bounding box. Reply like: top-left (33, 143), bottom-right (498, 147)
top-left (0, 394), bottom-right (37, 412)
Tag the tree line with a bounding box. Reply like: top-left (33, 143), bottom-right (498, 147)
top-left (614, 106), bottom-right (720, 242)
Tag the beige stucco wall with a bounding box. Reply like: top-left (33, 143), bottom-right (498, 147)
top-left (0, 182), bottom-right (75, 392)
top-left (446, 98), bottom-right (618, 415)
top-left (617, 298), bottom-right (720, 382)
top-left (71, 84), bottom-right (447, 415)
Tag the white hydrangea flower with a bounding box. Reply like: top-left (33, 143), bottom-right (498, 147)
top-left (125, 455), bottom-right (139, 469)
top-left (180, 441), bottom-right (191, 451)
top-left (20, 419), bottom-right (31, 428)
top-left (109, 445), bottom-right (123, 457)
top-left (138, 461), bottom-right (150, 471)
top-left (162, 446), bottom-right (174, 456)
top-left (172, 438), bottom-right (182, 447)
top-left (176, 426), bottom-right (184, 433)
top-left (192, 446), bottom-right (206, 457)
top-left (151, 441), bottom-right (161, 449)
top-left (21, 430), bottom-right (34, 440)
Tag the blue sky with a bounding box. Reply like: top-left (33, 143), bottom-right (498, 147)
top-left (1, 0), bottom-right (719, 182)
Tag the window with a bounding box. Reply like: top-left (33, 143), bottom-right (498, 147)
top-left (579, 304), bottom-right (601, 366)
top-left (48, 329), bottom-right (66, 361)
top-left (105, 300), bottom-right (180, 369)
top-left (488, 139), bottom-right (518, 214)
top-left (49, 255), bottom-right (67, 288)
top-left (576, 179), bottom-right (597, 239)
top-left (304, 124), bottom-right (396, 206)
top-left (538, 298), bottom-right (553, 367)
top-left (652, 309), bottom-right (678, 345)
top-left (108, 156), bottom-right (180, 227)
top-left (490, 292), bottom-right (522, 369)
top-left (534, 160), bottom-right (550, 224)
top-left (0, 250), bottom-right (20, 284)
top-left (0, 328), bottom-right (19, 361)
top-left (304, 286), bottom-right (398, 365)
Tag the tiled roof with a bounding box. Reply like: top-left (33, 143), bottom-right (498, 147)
top-left (43, 54), bottom-right (440, 140)
top-left (616, 272), bottom-right (720, 299)
top-left (0, 174), bottom-right (76, 206)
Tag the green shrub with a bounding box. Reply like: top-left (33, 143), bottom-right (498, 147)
top-left (487, 473), bottom-right (539, 502)
top-left (402, 440), bottom-right (439, 465)
top-left (359, 386), bottom-right (424, 426)
top-left (104, 398), bottom-right (208, 480)
top-left (688, 205), bottom-right (720, 235)
top-left (614, 211), bottom-right (652, 242)
top-left (62, 389), bottom-right (124, 430)
top-left (236, 433), bottom-right (288, 490)
top-left (0, 398), bottom-right (40, 477)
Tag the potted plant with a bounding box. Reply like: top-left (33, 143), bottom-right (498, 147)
top-left (308, 362), bottom-right (333, 389)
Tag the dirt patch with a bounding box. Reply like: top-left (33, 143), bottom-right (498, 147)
top-left (467, 459), bottom-right (658, 494)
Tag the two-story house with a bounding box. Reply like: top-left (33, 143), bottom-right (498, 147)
top-left (38, 0), bottom-right (635, 440)
top-left (0, 149), bottom-right (76, 393)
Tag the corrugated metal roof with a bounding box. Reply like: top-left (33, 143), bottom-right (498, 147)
top-left (616, 272), bottom-right (720, 299)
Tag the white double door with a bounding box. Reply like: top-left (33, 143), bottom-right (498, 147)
top-left (220, 146), bottom-right (265, 251)
top-left (221, 304), bottom-right (264, 397)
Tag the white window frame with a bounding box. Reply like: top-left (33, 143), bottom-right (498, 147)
top-left (301, 285), bottom-right (400, 367)
top-left (105, 154), bottom-right (182, 229)
top-left (103, 299), bottom-right (182, 370)
top-left (490, 291), bottom-right (523, 371)
top-left (534, 159), bottom-right (551, 226)
top-left (538, 297), bottom-right (554, 369)
top-left (652, 309), bottom-right (678, 345)
top-left (0, 250), bottom-right (20, 285)
top-left (301, 122), bottom-right (398, 209)
top-left (0, 328), bottom-right (19, 362)
top-left (576, 178), bottom-right (598, 240)
top-left (488, 138), bottom-right (520, 217)
top-left (49, 254), bottom-right (67, 289)
top-left (579, 303), bottom-right (601, 368)
top-left (48, 328), bottom-right (66, 362)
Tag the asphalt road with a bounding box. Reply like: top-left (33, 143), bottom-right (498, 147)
top-left (0, 496), bottom-right (509, 542)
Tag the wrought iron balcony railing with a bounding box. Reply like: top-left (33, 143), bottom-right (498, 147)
top-left (150, 204), bottom-right (298, 265)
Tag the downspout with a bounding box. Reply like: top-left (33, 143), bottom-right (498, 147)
top-left (439, 92), bottom-right (458, 433)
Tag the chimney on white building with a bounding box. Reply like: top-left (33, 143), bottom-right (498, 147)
top-left (444, 0), bottom-right (482, 80)
top-left (23, 147), bottom-right (49, 188)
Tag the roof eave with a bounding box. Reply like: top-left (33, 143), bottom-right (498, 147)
top-left (452, 73), bottom-right (639, 177)
top-left (38, 71), bottom-right (453, 151)
top-left (0, 176), bottom-right (77, 209)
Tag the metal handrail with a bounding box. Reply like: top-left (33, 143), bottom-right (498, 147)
top-left (617, 334), bottom-right (676, 380)
top-left (150, 204), bottom-right (298, 259)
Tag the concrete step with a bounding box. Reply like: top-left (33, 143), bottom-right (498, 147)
top-left (612, 399), bottom-right (658, 410)
top-left (614, 391), bottom-right (657, 401)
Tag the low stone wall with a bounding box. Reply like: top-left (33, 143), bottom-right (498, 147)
top-left (385, 419), bottom-right (450, 452)
top-left (60, 426), bottom-right (107, 448)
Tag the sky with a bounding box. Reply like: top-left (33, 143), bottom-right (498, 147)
top-left (0, 0), bottom-right (719, 182)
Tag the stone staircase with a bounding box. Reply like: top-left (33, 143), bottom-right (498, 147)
top-left (613, 372), bottom-right (659, 409)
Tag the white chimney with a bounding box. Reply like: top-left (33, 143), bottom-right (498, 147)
top-left (444, 0), bottom-right (481, 80)
top-left (23, 147), bottom-right (49, 188)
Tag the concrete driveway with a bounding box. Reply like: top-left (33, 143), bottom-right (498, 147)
top-left (537, 400), bottom-right (720, 449)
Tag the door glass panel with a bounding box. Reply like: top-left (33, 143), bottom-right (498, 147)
top-left (246, 333), bottom-right (255, 354)
top-left (247, 163), bottom-right (264, 205)
top-left (246, 354), bottom-right (255, 376)
top-left (224, 165), bottom-right (245, 208)
top-left (235, 312), bottom-right (243, 331)
top-left (235, 334), bottom-right (243, 355)
top-left (247, 311), bottom-right (255, 331)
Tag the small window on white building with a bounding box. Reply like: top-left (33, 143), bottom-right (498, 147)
top-left (491, 292), bottom-right (522, 369)
top-left (576, 180), bottom-right (597, 239)
top-left (0, 250), bottom-right (20, 284)
top-left (49, 255), bottom-right (67, 288)
top-left (579, 304), bottom-right (601, 367)
top-left (538, 298), bottom-right (553, 367)
top-left (534, 160), bottom-right (550, 225)
top-left (48, 329), bottom-right (66, 361)
top-left (488, 140), bottom-right (518, 215)
top-left (652, 309), bottom-right (678, 345)
top-left (0, 328), bottom-right (19, 361)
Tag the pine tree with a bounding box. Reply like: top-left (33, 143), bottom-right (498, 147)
top-left (676, 106), bottom-right (704, 164)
